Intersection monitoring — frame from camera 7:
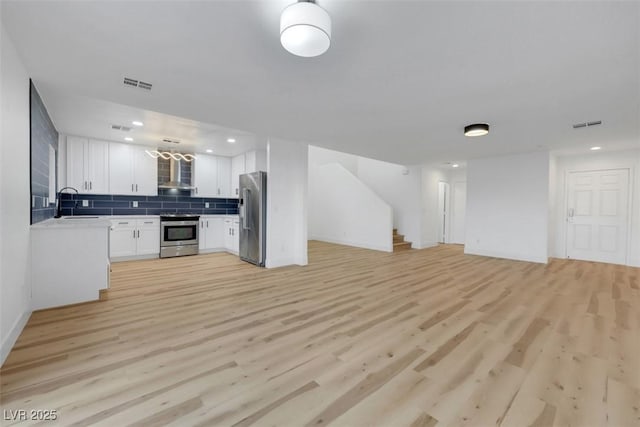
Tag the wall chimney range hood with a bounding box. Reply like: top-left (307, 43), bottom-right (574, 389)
top-left (158, 158), bottom-right (195, 190)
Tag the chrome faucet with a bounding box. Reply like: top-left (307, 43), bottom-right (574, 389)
top-left (54, 187), bottom-right (79, 218)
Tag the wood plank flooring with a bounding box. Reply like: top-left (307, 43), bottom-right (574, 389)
top-left (1, 241), bottom-right (639, 426)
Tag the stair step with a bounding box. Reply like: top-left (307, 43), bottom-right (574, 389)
top-left (393, 241), bottom-right (412, 251)
top-left (393, 234), bottom-right (405, 243)
top-left (393, 228), bottom-right (398, 235)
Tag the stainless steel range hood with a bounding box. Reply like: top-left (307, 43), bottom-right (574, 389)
top-left (158, 158), bottom-right (195, 190)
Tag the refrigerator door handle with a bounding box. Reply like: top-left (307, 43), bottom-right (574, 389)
top-left (242, 188), bottom-right (251, 230)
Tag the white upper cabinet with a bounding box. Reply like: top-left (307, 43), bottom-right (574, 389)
top-left (192, 154), bottom-right (218, 197)
top-left (108, 142), bottom-right (157, 196)
top-left (217, 157), bottom-right (231, 198)
top-left (66, 136), bottom-right (109, 194)
top-left (230, 154), bottom-right (245, 198)
top-left (229, 150), bottom-right (266, 198)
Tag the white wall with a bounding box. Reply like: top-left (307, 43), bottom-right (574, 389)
top-left (355, 157), bottom-right (423, 248)
top-left (551, 149), bottom-right (640, 267)
top-left (0, 23), bottom-right (32, 365)
top-left (266, 139), bottom-right (308, 268)
top-left (309, 163), bottom-right (393, 252)
top-left (308, 146), bottom-right (358, 176)
top-left (465, 151), bottom-right (550, 263)
top-left (308, 146), bottom-right (423, 248)
top-left (420, 166), bottom-right (449, 249)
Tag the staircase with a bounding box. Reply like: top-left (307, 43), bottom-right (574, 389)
top-left (393, 228), bottom-right (412, 252)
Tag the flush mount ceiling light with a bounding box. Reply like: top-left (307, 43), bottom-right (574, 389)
top-left (206, 149), bottom-right (213, 153)
top-left (280, 0), bottom-right (331, 58)
top-left (590, 146), bottom-right (602, 151)
top-left (132, 121), bottom-right (144, 127)
top-left (464, 123), bottom-right (489, 137)
top-left (227, 138), bottom-right (236, 144)
top-left (124, 137), bottom-right (134, 142)
top-left (452, 164), bottom-right (460, 168)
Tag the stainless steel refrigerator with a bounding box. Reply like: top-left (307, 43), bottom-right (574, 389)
top-left (239, 171), bottom-right (267, 266)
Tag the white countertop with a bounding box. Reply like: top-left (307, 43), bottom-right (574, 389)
top-left (31, 217), bottom-right (112, 229)
top-left (32, 214), bottom-right (239, 229)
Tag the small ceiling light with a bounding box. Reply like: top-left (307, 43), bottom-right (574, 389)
top-left (132, 121), bottom-right (144, 127)
top-left (227, 138), bottom-right (236, 144)
top-left (206, 149), bottom-right (213, 153)
top-left (452, 164), bottom-right (460, 168)
top-left (464, 123), bottom-right (489, 137)
top-left (280, 1), bottom-right (331, 58)
top-left (124, 137), bottom-right (134, 142)
top-left (590, 146), bottom-right (602, 151)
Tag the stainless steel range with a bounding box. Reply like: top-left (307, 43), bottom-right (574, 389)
top-left (160, 214), bottom-right (200, 258)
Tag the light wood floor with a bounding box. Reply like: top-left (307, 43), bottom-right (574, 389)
top-left (1, 242), bottom-right (639, 426)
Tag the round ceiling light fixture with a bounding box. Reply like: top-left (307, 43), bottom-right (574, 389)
top-left (464, 123), bottom-right (490, 137)
top-left (280, 1), bottom-right (331, 58)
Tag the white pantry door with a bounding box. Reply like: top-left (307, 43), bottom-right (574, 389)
top-left (566, 169), bottom-right (629, 265)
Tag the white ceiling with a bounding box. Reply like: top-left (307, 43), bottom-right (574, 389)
top-left (2, 0), bottom-right (639, 165)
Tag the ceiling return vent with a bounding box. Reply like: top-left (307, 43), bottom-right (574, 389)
top-left (573, 120), bottom-right (602, 129)
top-left (111, 124), bottom-right (132, 132)
top-left (123, 77), bottom-right (153, 91)
top-left (162, 138), bottom-right (181, 144)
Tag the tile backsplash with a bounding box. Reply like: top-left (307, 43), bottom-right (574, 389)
top-left (60, 188), bottom-right (238, 216)
top-left (30, 81), bottom-right (59, 224)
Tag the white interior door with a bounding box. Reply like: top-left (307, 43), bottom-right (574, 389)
top-left (566, 169), bottom-right (629, 265)
top-left (451, 181), bottom-right (467, 244)
top-left (437, 182), bottom-right (449, 243)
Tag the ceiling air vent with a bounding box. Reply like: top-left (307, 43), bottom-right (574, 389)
top-left (573, 120), bottom-right (602, 129)
top-left (162, 138), bottom-right (181, 144)
top-left (123, 76), bottom-right (153, 91)
top-left (111, 124), bottom-right (131, 132)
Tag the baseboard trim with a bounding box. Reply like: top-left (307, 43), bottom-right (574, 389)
top-left (464, 247), bottom-right (548, 264)
top-left (1, 309), bottom-right (31, 367)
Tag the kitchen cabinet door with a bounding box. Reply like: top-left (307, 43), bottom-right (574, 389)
top-left (109, 142), bottom-right (135, 195)
top-left (216, 157), bottom-right (231, 198)
top-left (133, 146), bottom-right (158, 196)
top-left (230, 154), bottom-right (245, 198)
top-left (109, 220), bottom-right (137, 258)
top-left (207, 217), bottom-right (225, 249)
top-left (232, 219), bottom-right (240, 253)
top-left (223, 219), bottom-right (234, 250)
top-left (198, 219), bottom-right (207, 250)
top-left (136, 219), bottom-right (160, 255)
top-left (86, 140), bottom-right (110, 194)
top-left (66, 136), bottom-right (87, 191)
top-left (192, 154), bottom-right (218, 197)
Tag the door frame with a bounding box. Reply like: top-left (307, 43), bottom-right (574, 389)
top-left (437, 181), bottom-right (450, 243)
top-left (563, 167), bottom-right (632, 264)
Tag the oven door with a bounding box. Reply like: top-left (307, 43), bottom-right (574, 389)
top-left (161, 220), bottom-right (199, 247)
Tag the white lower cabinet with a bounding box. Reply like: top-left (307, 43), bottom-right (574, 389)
top-left (199, 217), bottom-right (225, 251)
top-left (110, 218), bottom-right (160, 259)
top-left (224, 217), bottom-right (240, 254)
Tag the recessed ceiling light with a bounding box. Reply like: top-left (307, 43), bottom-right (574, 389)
top-left (124, 137), bottom-right (134, 142)
top-left (452, 164), bottom-right (459, 168)
top-left (206, 149), bottom-right (213, 153)
top-left (590, 146), bottom-right (602, 151)
top-left (227, 138), bottom-right (236, 144)
top-left (464, 123), bottom-right (489, 137)
top-left (132, 121), bottom-right (144, 127)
